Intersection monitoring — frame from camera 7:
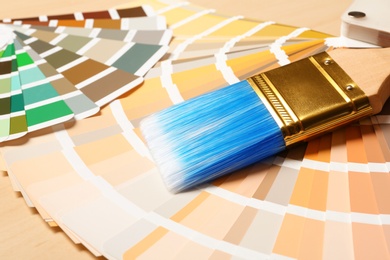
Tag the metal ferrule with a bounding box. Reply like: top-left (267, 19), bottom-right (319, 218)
top-left (248, 51), bottom-right (373, 146)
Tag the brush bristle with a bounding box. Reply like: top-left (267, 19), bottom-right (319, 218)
top-left (140, 80), bottom-right (286, 192)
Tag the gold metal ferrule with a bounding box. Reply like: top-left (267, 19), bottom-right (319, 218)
top-left (248, 52), bottom-right (373, 146)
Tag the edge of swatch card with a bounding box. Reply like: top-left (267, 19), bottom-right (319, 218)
top-left (110, 4), bottom-right (157, 16)
top-left (120, 16), bottom-right (167, 30)
top-left (94, 76), bottom-right (144, 107)
top-left (325, 36), bottom-right (381, 48)
top-left (156, 16), bottom-right (168, 30)
top-left (134, 45), bottom-right (170, 76)
top-left (0, 25), bottom-right (14, 49)
top-left (141, 5), bottom-right (157, 16)
top-left (5, 130), bottom-right (28, 142)
top-left (27, 112), bottom-right (74, 132)
top-left (159, 29), bottom-right (173, 45)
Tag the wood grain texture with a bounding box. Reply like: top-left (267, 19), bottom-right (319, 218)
top-left (330, 48), bottom-right (390, 114)
top-left (0, 0), bottom-right (352, 259)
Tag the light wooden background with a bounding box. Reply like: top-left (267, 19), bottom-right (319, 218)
top-left (0, 0), bottom-right (352, 259)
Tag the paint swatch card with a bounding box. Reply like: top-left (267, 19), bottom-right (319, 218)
top-left (6, 15), bottom-right (167, 30)
top-left (0, 5), bottom-right (171, 142)
top-left (18, 24), bottom-right (173, 45)
top-left (2, 5), bottom-right (155, 23)
top-left (0, 42), bottom-right (14, 141)
top-left (4, 0), bottom-right (388, 260)
top-left (11, 27), bottom-right (168, 77)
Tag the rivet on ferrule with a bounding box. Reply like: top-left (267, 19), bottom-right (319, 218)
top-left (324, 59), bottom-right (332, 65)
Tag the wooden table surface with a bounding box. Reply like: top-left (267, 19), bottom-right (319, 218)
top-left (0, 0), bottom-right (352, 259)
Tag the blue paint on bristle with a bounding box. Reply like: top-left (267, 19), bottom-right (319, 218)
top-left (140, 80), bottom-right (286, 192)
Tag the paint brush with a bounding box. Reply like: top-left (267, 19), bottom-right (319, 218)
top-left (140, 48), bottom-right (390, 192)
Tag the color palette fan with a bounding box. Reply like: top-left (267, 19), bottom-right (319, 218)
top-left (0, 4), bottom-right (170, 142)
top-left (3, 0), bottom-right (390, 259)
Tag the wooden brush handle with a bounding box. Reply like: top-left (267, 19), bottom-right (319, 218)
top-left (329, 48), bottom-right (390, 114)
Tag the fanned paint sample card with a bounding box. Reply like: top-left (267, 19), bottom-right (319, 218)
top-left (3, 1), bottom-right (388, 260)
top-left (0, 5), bottom-right (170, 142)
